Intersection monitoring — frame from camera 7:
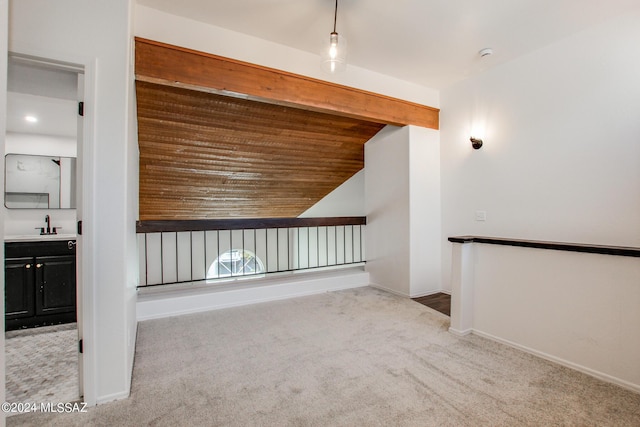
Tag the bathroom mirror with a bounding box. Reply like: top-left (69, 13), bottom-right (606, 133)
top-left (4, 154), bottom-right (77, 209)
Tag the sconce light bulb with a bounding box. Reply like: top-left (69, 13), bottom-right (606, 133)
top-left (329, 32), bottom-right (339, 58)
top-left (470, 137), bottom-right (483, 150)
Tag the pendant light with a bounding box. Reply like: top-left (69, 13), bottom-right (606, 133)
top-left (321, 0), bottom-right (347, 73)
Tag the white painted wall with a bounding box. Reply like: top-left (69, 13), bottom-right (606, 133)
top-left (5, 132), bottom-right (76, 157)
top-left (134, 5), bottom-right (439, 109)
top-left (125, 3), bottom-right (140, 382)
top-left (365, 125), bottom-right (441, 297)
top-left (137, 267), bottom-right (369, 321)
top-left (1, 1), bottom-right (8, 424)
top-left (408, 126), bottom-right (441, 296)
top-left (440, 8), bottom-right (640, 290)
top-left (365, 126), bottom-right (411, 295)
top-left (8, 0), bottom-right (137, 405)
top-left (299, 170), bottom-right (365, 218)
top-left (450, 241), bottom-right (640, 392)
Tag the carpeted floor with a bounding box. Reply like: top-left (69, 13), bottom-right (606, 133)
top-left (8, 287), bottom-right (640, 426)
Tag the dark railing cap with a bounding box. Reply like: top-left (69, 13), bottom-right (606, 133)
top-left (137, 217), bottom-right (366, 233)
top-left (448, 235), bottom-right (639, 258)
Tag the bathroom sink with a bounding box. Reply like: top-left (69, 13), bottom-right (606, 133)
top-left (4, 233), bottom-right (77, 243)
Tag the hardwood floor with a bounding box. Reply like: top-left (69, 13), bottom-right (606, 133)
top-left (412, 293), bottom-right (451, 316)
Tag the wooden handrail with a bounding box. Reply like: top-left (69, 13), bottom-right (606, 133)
top-left (137, 217), bottom-right (366, 233)
top-left (448, 236), bottom-right (639, 258)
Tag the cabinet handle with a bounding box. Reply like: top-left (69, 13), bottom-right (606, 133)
top-left (25, 264), bottom-right (32, 269)
top-left (36, 263), bottom-right (43, 268)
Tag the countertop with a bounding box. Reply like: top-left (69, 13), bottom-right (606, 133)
top-left (5, 233), bottom-right (77, 243)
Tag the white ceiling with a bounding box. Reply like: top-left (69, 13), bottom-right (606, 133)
top-left (137, 0), bottom-right (638, 89)
top-left (6, 58), bottom-right (78, 138)
top-left (6, 92), bottom-right (77, 138)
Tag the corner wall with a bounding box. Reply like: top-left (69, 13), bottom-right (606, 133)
top-left (364, 127), bottom-right (410, 295)
top-left (299, 170), bottom-right (365, 218)
top-left (365, 125), bottom-right (441, 297)
top-left (440, 7), bottom-right (640, 290)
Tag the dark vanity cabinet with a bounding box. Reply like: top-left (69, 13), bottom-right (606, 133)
top-left (5, 240), bottom-right (76, 330)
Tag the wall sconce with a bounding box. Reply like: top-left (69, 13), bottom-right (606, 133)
top-left (470, 137), bottom-right (483, 150)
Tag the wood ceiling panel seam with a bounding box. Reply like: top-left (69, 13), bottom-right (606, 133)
top-left (137, 119), bottom-right (379, 147)
top-left (137, 127), bottom-right (368, 149)
top-left (139, 153), bottom-right (364, 169)
top-left (137, 82), bottom-right (387, 134)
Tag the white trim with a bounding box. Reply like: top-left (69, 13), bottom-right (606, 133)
top-left (370, 283), bottom-right (452, 300)
top-left (1, 2), bottom-right (8, 422)
top-left (95, 390), bottom-right (130, 406)
top-left (137, 268), bottom-right (369, 321)
top-left (368, 282), bottom-right (410, 298)
top-left (6, 43), bottom-right (98, 407)
top-left (411, 289), bottom-right (450, 299)
top-left (448, 327), bottom-right (472, 336)
top-left (471, 329), bottom-right (640, 394)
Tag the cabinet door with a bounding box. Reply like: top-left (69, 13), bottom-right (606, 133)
top-left (5, 257), bottom-right (36, 319)
top-left (35, 255), bottom-right (76, 316)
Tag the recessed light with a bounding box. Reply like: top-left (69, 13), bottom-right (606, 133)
top-left (24, 115), bottom-right (38, 123)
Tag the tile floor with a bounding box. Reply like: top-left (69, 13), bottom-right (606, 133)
top-left (5, 323), bottom-right (79, 404)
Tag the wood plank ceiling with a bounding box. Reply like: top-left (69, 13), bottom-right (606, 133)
top-left (137, 81), bottom-right (385, 220)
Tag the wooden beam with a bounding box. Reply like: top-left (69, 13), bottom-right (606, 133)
top-left (134, 37), bottom-right (439, 130)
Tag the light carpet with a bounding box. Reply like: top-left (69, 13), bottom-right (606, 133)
top-left (8, 287), bottom-right (640, 426)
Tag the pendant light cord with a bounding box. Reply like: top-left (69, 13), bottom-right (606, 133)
top-left (333, 0), bottom-right (338, 33)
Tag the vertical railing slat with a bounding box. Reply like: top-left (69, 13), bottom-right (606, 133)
top-left (137, 220), bottom-right (366, 286)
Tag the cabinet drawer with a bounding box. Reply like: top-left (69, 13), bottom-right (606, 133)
top-left (6, 240), bottom-right (76, 258)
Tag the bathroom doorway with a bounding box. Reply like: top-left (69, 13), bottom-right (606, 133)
top-left (4, 54), bottom-right (83, 405)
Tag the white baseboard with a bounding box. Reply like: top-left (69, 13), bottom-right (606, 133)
top-left (368, 282), bottom-right (409, 298)
top-left (411, 289), bottom-right (451, 298)
top-left (448, 327), bottom-right (472, 336)
top-left (137, 267), bottom-right (370, 321)
top-left (369, 283), bottom-right (450, 299)
top-left (471, 329), bottom-right (640, 394)
top-left (95, 390), bottom-right (130, 405)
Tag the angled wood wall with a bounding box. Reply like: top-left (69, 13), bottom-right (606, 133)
top-left (135, 38), bottom-right (440, 220)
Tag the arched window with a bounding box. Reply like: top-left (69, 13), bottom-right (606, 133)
top-left (208, 249), bottom-right (265, 278)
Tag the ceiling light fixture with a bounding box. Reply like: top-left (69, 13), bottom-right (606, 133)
top-left (24, 115), bottom-right (38, 123)
top-left (321, 0), bottom-right (347, 73)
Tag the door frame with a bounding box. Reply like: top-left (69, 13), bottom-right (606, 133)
top-left (4, 47), bottom-right (97, 406)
